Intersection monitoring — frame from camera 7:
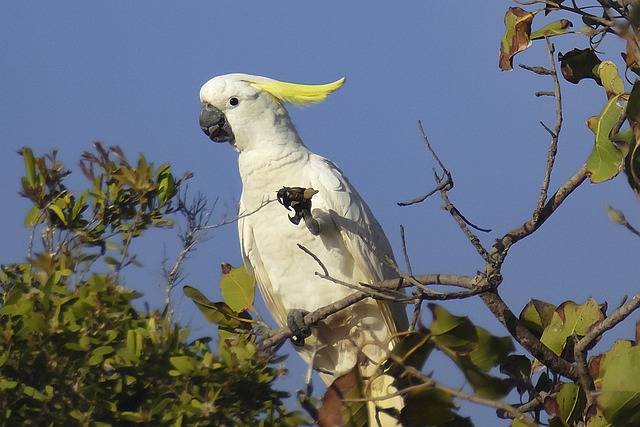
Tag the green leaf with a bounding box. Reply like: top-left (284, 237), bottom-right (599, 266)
top-left (24, 206), bottom-right (42, 227)
top-left (585, 407), bottom-right (610, 427)
top-left (169, 355), bottom-right (198, 375)
top-left (220, 263), bottom-right (256, 313)
top-left (461, 365), bottom-right (513, 400)
top-left (386, 328), bottom-right (435, 391)
top-left (546, 383), bottom-right (586, 426)
top-left (49, 204), bottom-right (67, 225)
top-left (157, 165), bottom-right (176, 205)
top-left (520, 299), bottom-right (557, 338)
top-left (400, 387), bottom-right (456, 426)
top-left (430, 305), bottom-right (513, 400)
top-left (540, 298), bottom-right (605, 357)
top-left (597, 61), bottom-right (625, 99)
top-left (0, 380), bottom-right (19, 390)
top-left (88, 345), bottom-right (114, 366)
top-left (22, 385), bottom-right (48, 401)
top-left (21, 147), bottom-right (37, 187)
top-left (469, 327), bottom-right (514, 371)
top-left (586, 96), bottom-right (626, 183)
top-left (598, 346), bottom-right (640, 426)
top-left (500, 354), bottom-right (532, 394)
top-left (183, 285), bottom-right (253, 328)
top-left (390, 328), bottom-right (434, 371)
top-left (593, 340), bottom-right (634, 386)
top-left (530, 19), bottom-right (572, 39)
top-left (429, 304), bottom-right (478, 351)
top-left (499, 7), bottom-right (537, 71)
top-left (119, 411), bottom-right (146, 422)
top-left (71, 189), bottom-right (89, 221)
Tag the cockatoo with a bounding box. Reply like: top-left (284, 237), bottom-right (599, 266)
top-left (199, 73), bottom-right (408, 426)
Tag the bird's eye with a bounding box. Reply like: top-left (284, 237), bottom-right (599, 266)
top-left (229, 97), bottom-right (239, 106)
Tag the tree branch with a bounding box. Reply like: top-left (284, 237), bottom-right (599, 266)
top-left (259, 273), bottom-right (480, 349)
top-left (573, 291), bottom-right (640, 405)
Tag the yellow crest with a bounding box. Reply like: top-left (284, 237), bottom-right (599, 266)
top-left (245, 77), bottom-right (345, 105)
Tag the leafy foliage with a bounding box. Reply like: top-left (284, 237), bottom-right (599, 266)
top-left (0, 146), bottom-right (304, 426)
top-left (496, 3), bottom-right (640, 424)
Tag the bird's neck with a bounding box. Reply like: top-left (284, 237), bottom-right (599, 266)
top-left (237, 137), bottom-right (311, 207)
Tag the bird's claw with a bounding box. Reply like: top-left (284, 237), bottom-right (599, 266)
top-left (277, 187), bottom-right (321, 235)
top-left (287, 309), bottom-right (311, 346)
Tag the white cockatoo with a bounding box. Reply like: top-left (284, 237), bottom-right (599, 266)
top-left (199, 73), bottom-right (408, 426)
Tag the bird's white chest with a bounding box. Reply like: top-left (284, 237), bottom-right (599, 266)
top-left (238, 152), bottom-right (356, 315)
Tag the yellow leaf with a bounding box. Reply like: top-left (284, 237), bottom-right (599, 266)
top-left (219, 263), bottom-right (255, 313)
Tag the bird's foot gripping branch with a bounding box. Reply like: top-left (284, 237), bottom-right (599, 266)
top-left (286, 309), bottom-right (312, 346)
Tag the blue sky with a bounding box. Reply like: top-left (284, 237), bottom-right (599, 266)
top-left (1, 2), bottom-right (638, 424)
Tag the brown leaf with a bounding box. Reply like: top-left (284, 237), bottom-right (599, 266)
top-left (558, 48), bottom-right (602, 84)
top-left (588, 354), bottom-right (602, 380)
top-left (221, 262), bottom-right (232, 275)
top-left (499, 7), bottom-right (536, 71)
top-left (544, 394), bottom-right (560, 415)
top-left (625, 40), bottom-right (640, 77)
top-left (318, 368), bottom-right (367, 427)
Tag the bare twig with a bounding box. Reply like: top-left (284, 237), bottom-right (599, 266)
top-left (399, 225), bottom-right (413, 276)
top-left (533, 39), bottom-right (563, 224)
top-left (162, 191), bottom-right (211, 321)
top-left (436, 176), bottom-right (491, 262)
top-left (519, 64), bottom-right (553, 75)
top-left (526, 0), bottom-right (617, 27)
top-left (397, 121), bottom-right (452, 207)
top-left (400, 122), bottom-right (491, 261)
top-left (201, 198), bottom-right (275, 230)
top-left (297, 244), bottom-right (408, 301)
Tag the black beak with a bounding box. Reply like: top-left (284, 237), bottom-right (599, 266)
top-left (199, 103), bottom-right (235, 143)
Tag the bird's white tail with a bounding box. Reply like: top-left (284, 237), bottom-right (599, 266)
top-left (365, 371), bottom-right (403, 426)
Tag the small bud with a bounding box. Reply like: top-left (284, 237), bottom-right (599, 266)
top-left (606, 205), bottom-right (627, 225)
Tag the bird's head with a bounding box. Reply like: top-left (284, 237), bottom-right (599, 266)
top-left (199, 73), bottom-right (345, 152)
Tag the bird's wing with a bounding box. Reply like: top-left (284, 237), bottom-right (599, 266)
top-left (238, 197), bottom-right (289, 327)
top-left (308, 156), bottom-right (409, 334)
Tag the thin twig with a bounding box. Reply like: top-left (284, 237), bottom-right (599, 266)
top-left (400, 225), bottom-right (413, 276)
top-left (436, 176), bottom-right (492, 262)
top-left (201, 198), bottom-right (275, 230)
top-left (259, 273), bottom-right (479, 349)
top-left (402, 122), bottom-right (492, 261)
top-left (297, 244), bottom-right (408, 301)
top-left (527, 0), bottom-right (617, 27)
top-left (397, 121), bottom-right (452, 207)
top-left (533, 39), bottom-right (563, 223)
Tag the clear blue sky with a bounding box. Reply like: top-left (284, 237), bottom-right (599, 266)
top-left (1, 2), bottom-right (638, 424)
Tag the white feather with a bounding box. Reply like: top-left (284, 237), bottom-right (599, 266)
top-left (202, 73), bottom-right (408, 426)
